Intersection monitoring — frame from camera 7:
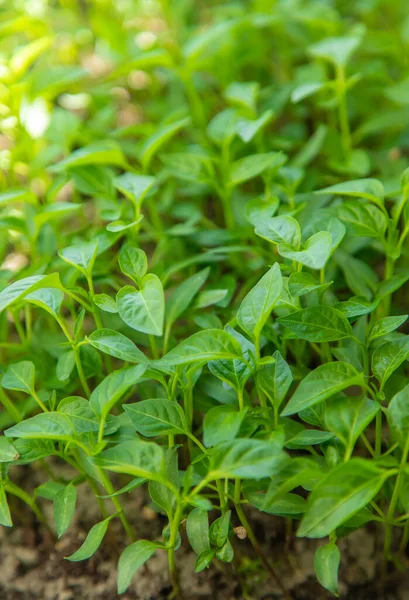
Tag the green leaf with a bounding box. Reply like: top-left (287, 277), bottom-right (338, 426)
top-left (93, 294), bottom-right (118, 314)
top-left (286, 430), bottom-right (334, 448)
top-left (278, 306), bottom-right (352, 342)
top-left (336, 201), bottom-right (387, 238)
top-left (5, 413), bottom-right (74, 441)
top-left (118, 245), bottom-right (148, 283)
top-left (279, 232), bottom-right (332, 270)
top-left (245, 196), bottom-right (279, 227)
top-left (388, 384), bottom-right (409, 448)
top-left (0, 273), bottom-right (61, 313)
top-left (186, 509), bottom-right (210, 556)
top-left (66, 516), bottom-right (111, 561)
top-left (58, 397), bottom-right (99, 433)
top-left (324, 396), bottom-right (380, 450)
top-left (0, 488), bottom-right (12, 527)
top-left (317, 178), bottom-right (384, 204)
top-left (54, 484), bottom-right (77, 538)
top-left (298, 459), bottom-right (387, 538)
top-left (282, 362), bottom-right (363, 416)
top-left (209, 510), bottom-right (231, 547)
top-left (59, 241), bottom-right (98, 276)
top-left (117, 540), bottom-right (158, 594)
top-left (236, 110), bottom-right (274, 143)
top-left (89, 364), bottom-right (147, 420)
top-left (369, 316), bottom-right (408, 342)
top-left (229, 152), bottom-right (286, 186)
top-left (88, 329), bottom-right (149, 364)
top-left (237, 263), bottom-right (283, 340)
top-left (314, 543), bottom-right (340, 596)
top-left (115, 173), bottom-right (156, 206)
top-left (51, 141), bottom-right (125, 172)
top-left (372, 336), bottom-right (409, 389)
top-left (25, 287), bottom-right (64, 320)
top-left (117, 275), bottom-right (164, 336)
top-left (124, 399), bottom-right (188, 437)
top-left (0, 188), bottom-right (37, 206)
top-left (140, 117), bottom-right (190, 170)
top-left (166, 267), bottom-right (210, 331)
top-left (93, 440), bottom-right (164, 480)
top-left (2, 361), bottom-right (35, 394)
top-left (208, 438), bottom-right (283, 479)
top-left (288, 272), bottom-right (332, 298)
top-left (255, 216), bottom-right (301, 247)
top-left (194, 549), bottom-right (216, 573)
top-left (309, 36), bottom-right (361, 67)
top-left (203, 406), bottom-right (248, 447)
top-left (0, 437), bottom-right (19, 462)
top-left (157, 329), bottom-right (242, 369)
top-left (256, 351), bottom-right (292, 410)
top-left (56, 351), bottom-right (76, 382)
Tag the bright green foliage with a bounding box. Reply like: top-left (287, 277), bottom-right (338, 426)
top-left (0, 1), bottom-right (409, 598)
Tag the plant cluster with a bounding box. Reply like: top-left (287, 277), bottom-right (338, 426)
top-left (2, 0), bottom-right (409, 598)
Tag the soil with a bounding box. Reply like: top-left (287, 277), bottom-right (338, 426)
top-left (1, 463), bottom-right (409, 600)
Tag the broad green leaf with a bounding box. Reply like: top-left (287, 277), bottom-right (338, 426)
top-left (314, 543), bottom-right (340, 596)
top-left (203, 406), bottom-right (247, 447)
top-left (124, 399), bottom-right (188, 437)
top-left (237, 263), bottom-right (283, 340)
top-left (337, 202), bottom-right (387, 238)
top-left (388, 384), bottom-right (409, 448)
top-left (5, 413), bottom-right (74, 441)
top-left (298, 459), bottom-right (387, 538)
top-left (51, 141), bottom-right (125, 172)
top-left (309, 36), bottom-right (361, 66)
top-left (278, 306), bottom-right (352, 342)
top-left (93, 440), bottom-right (164, 480)
top-left (149, 446), bottom-right (179, 515)
top-left (256, 351), bottom-right (292, 410)
top-left (334, 296), bottom-right (378, 318)
top-left (2, 361), bottom-right (35, 394)
top-left (35, 203), bottom-right (82, 228)
top-left (115, 173), bottom-right (156, 206)
top-left (369, 316), bottom-right (408, 342)
top-left (194, 549), bottom-right (216, 573)
top-left (208, 326), bottom-right (254, 392)
top-left (56, 351), bottom-right (76, 382)
top-left (93, 294), bottom-right (118, 313)
top-left (245, 196), bottom-right (279, 227)
top-left (54, 484), bottom-right (77, 538)
top-left (291, 81), bottom-right (326, 103)
top-left (208, 438), bottom-right (283, 479)
top-left (0, 437), bottom-right (19, 462)
top-left (286, 430), bottom-right (334, 448)
top-left (88, 329), bottom-right (149, 364)
top-left (282, 362), bottom-right (363, 416)
top-left (59, 241), bottom-right (98, 275)
top-left (0, 488), bottom-right (12, 527)
top-left (317, 178), bottom-right (384, 204)
top-left (26, 288), bottom-right (64, 317)
top-left (279, 232), bottom-right (332, 270)
top-left (236, 110), bottom-right (274, 143)
top-left (209, 510), bottom-right (231, 547)
top-left (117, 540), bottom-right (158, 593)
top-left (58, 397), bottom-right (99, 433)
top-left (118, 245), bottom-right (147, 283)
top-left (0, 273), bottom-right (61, 313)
top-left (324, 396), bottom-right (380, 450)
top-left (141, 117), bottom-right (190, 170)
top-left (288, 272), bottom-right (332, 297)
top-left (0, 188), bottom-right (36, 206)
top-left (255, 216), bottom-right (301, 247)
top-left (117, 275), bottom-right (164, 336)
top-left (166, 267), bottom-right (210, 330)
top-left (89, 364), bottom-right (147, 420)
top-left (372, 336), bottom-right (409, 389)
top-left (195, 289), bottom-right (227, 309)
top-left (186, 509), bottom-right (210, 556)
top-left (66, 516), bottom-right (111, 561)
top-left (229, 152), bottom-right (286, 186)
top-left (157, 329), bottom-right (242, 369)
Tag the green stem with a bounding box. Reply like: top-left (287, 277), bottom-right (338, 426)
top-left (336, 64), bottom-right (351, 157)
top-left (31, 389), bottom-right (49, 413)
top-left (168, 502), bottom-right (183, 599)
top-left (97, 468), bottom-right (135, 542)
top-left (384, 436), bottom-right (409, 559)
top-left (0, 387), bottom-right (22, 422)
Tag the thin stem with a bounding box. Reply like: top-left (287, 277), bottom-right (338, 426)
top-left (97, 468), bottom-right (135, 542)
top-left (0, 387), bottom-right (22, 422)
top-left (384, 435), bottom-right (409, 559)
top-left (336, 64), bottom-right (351, 156)
top-left (31, 389), bottom-right (49, 413)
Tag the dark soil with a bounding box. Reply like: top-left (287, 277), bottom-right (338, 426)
top-left (1, 463), bottom-right (409, 600)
